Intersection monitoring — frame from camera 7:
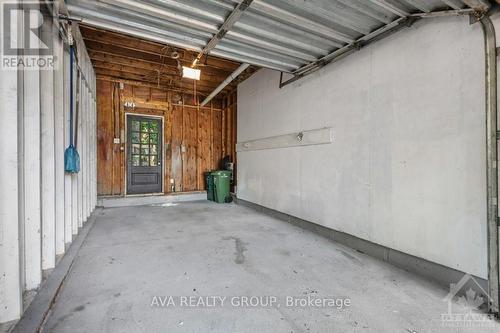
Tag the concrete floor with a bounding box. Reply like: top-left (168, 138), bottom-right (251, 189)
top-left (43, 201), bottom-right (499, 333)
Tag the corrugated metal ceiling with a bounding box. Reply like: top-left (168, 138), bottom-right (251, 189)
top-left (67, 0), bottom-right (489, 75)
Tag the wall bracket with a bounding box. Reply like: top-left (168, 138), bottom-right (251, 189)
top-left (236, 127), bottom-right (333, 152)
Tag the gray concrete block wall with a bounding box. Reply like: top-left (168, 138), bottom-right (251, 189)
top-left (236, 15), bottom-right (497, 280)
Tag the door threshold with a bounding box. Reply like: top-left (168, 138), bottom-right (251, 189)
top-left (125, 192), bottom-right (164, 197)
top-left (97, 192), bottom-right (207, 208)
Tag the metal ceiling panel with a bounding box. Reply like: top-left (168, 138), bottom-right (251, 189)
top-left (67, 0), bottom-right (490, 74)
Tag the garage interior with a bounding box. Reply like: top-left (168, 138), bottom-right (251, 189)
top-left (2, 0), bottom-right (500, 332)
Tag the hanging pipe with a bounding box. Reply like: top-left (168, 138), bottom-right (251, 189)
top-left (480, 15), bottom-right (499, 315)
top-left (200, 63), bottom-right (250, 106)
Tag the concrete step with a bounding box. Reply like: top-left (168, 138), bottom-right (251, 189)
top-left (97, 192), bottom-right (208, 208)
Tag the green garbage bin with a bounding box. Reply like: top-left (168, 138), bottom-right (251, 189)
top-left (205, 172), bottom-right (215, 201)
top-left (212, 170), bottom-right (231, 203)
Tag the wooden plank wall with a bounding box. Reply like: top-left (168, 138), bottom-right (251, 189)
top-left (96, 79), bottom-right (237, 196)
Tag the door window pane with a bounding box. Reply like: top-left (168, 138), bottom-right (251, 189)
top-left (131, 132), bottom-right (140, 144)
top-left (150, 122), bottom-right (158, 133)
top-left (132, 155), bottom-right (140, 166)
top-left (150, 155), bottom-right (158, 166)
top-left (150, 133), bottom-right (158, 143)
top-left (130, 118), bottom-right (161, 170)
top-left (131, 120), bottom-right (140, 132)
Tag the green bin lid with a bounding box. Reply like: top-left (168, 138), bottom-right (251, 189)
top-left (211, 170), bottom-right (232, 176)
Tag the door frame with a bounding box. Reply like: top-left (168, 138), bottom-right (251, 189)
top-left (124, 112), bottom-right (165, 196)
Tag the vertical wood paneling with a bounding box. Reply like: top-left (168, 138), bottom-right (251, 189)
top-left (213, 109), bottom-right (222, 169)
top-left (96, 80), bottom-right (234, 195)
top-left (225, 98), bottom-right (232, 161)
top-left (164, 92), bottom-right (173, 193)
top-left (171, 104), bottom-right (183, 192)
top-left (112, 83), bottom-right (121, 195)
top-left (197, 107), bottom-right (212, 189)
top-left (119, 86), bottom-right (126, 194)
top-left (164, 109), bottom-right (173, 192)
top-left (183, 106), bottom-right (198, 191)
top-left (97, 80), bottom-right (113, 195)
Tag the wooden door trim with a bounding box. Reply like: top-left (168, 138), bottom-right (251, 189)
top-left (124, 112), bottom-right (165, 196)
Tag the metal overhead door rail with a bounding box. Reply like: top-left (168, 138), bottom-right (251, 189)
top-left (67, 0), bottom-right (489, 82)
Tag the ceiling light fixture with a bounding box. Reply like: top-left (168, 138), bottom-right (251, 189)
top-left (182, 66), bottom-right (201, 80)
